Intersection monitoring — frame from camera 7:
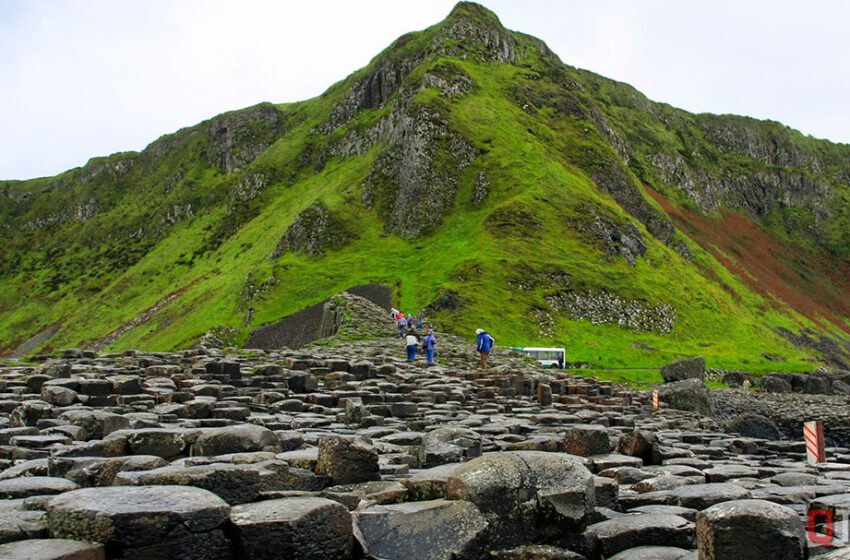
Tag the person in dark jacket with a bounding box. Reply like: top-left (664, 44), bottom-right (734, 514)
top-left (475, 328), bottom-right (495, 368)
top-left (405, 329), bottom-right (420, 362)
top-left (423, 329), bottom-right (437, 365)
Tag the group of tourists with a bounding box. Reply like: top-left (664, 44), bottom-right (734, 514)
top-left (391, 308), bottom-right (437, 366)
top-left (390, 307), bottom-right (495, 369)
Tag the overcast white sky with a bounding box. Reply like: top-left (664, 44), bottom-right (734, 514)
top-left (2, 0), bottom-right (849, 180)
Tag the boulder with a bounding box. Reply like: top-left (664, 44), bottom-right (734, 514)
top-left (563, 424), bottom-right (611, 457)
top-left (354, 499), bottom-right (487, 560)
top-left (661, 357), bottom-right (706, 383)
top-left (0, 509), bottom-right (47, 544)
top-left (696, 499), bottom-right (805, 559)
top-left (57, 410), bottom-right (130, 441)
top-left (230, 497), bottom-right (352, 560)
top-left (446, 451), bottom-right (593, 548)
top-left (114, 463), bottom-right (263, 505)
top-left (586, 514), bottom-right (694, 557)
top-left (758, 376), bottom-right (791, 394)
top-left (726, 413), bottom-right (782, 440)
top-left (401, 463), bottom-right (462, 501)
top-left (315, 436), bottom-right (380, 485)
top-left (0, 476), bottom-right (79, 499)
top-left (607, 546), bottom-right (692, 559)
top-left (617, 430), bottom-right (662, 465)
top-left (419, 427), bottom-right (482, 466)
top-left (657, 379), bottom-right (714, 416)
top-left (0, 538), bottom-right (104, 560)
top-left (192, 424), bottom-right (282, 456)
top-left (670, 483), bottom-right (751, 510)
top-left (489, 545), bottom-right (586, 559)
top-left (45, 485), bottom-right (231, 559)
top-left (41, 386), bottom-right (78, 406)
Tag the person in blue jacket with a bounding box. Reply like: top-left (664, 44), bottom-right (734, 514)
top-left (475, 328), bottom-right (495, 368)
top-left (423, 329), bottom-right (437, 365)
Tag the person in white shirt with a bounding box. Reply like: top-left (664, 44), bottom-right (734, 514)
top-left (405, 330), bottom-right (420, 362)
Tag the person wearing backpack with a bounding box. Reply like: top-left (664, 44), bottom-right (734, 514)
top-left (475, 328), bottom-right (495, 368)
top-left (423, 329), bottom-right (437, 366)
top-left (397, 314), bottom-right (407, 338)
top-left (405, 329), bottom-right (420, 362)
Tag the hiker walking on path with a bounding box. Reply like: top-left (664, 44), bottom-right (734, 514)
top-left (390, 307), bottom-right (399, 320)
top-left (406, 315), bottom-right (414, 329)
top-left (405, 329), bottom-right (420, 362)
top-left (423, 329), bottom-right (437, 365)
top-left (397, 314), bottom-right (407, 338)
top-left (475, 328), bottom-right (495, 368)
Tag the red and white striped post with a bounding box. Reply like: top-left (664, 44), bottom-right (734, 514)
top-left (804, 420), bottom-right (826, 465)
top-left (652, 390), bottom-right (659, 411)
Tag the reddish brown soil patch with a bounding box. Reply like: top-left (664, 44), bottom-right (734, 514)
top-left (647, 187), bottom-right (850, 335)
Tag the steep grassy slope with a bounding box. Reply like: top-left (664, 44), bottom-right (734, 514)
top-left (1, 2), bottom-right (848, 372)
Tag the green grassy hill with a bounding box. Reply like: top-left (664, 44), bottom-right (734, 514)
top-left (2, 2), bottom-right (849, 372)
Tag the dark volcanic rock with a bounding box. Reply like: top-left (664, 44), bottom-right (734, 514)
top-left (564, 424), bottom-right (612, 457)
top-left (661, 357), bottom-right (706, 383)
top-left (724, 413), bottom-right (780, 440)
top-left (586, 514), bottom-right (694, 557)
top-left (446, 451), bottom-right (593, 548)
top-left (696, 499), bottom-right (805, 559)
top-left (230, 497), bottom-right (352, 560)
top-left (354, 499), bottom-right (488, 560)
top-left (420, 427), bottom-right (482, 466)
top-left (657, 379), bottom-right (714, 416)
top-left (45, 485), bottom-right (231, 559)
top-left (315, 436), bottom-right (380, 485)
top-left (192, 424), bottom-right (282, 456)
top-left (0, 538), bottom-right (105, 560)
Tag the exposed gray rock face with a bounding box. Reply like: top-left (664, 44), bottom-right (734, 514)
top-left (203, 104), bottom-right (286, 174)
top-left (271, 202), bottom-right (353, 258)
top-left (230, 497), bottom-right (352, 560)
top-left (579, 215), bottom-right (648, 266)
top-left (362, 103), bottom-right (477, 238)
top-left (45, 485), bottom-right (231, 559)
top-left (354, 499), bottom-right (488, 560)
top-left (696, 499), bottom-right (805, 560)
top-left (661, 357), bottom-right (706, 383)
top-left (657, 379), bottom-right (715, 416)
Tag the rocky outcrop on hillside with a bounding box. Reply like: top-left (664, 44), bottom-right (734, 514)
top-left (272, 202), bottom-right (354, 258)
top-left (546, 290), bottom-right (676, 334)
